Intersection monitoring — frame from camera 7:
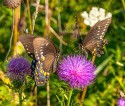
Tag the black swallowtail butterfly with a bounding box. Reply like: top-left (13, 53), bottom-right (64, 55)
top-left (19, 34), bottom-right (58, 86)
top-left (77, 18), bottom-right (111, 57)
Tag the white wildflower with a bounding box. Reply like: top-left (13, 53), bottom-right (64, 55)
top-left (106, 12), bottom-right (112, 18)
top-left (90, 7), bottom-right (99, 17)
top-left (81, 7), bottom-right (112, 27)
top-left (84, 18), bottom-right (90, 25)
top-left (99, 8), bottom-right (105, 13)
top-left (81, 11), bottom-right (88, 19)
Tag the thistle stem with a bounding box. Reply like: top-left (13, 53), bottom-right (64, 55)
top-left (79, 55), bottom-right (96, 106)
top-left (19, 89), bottom-right (22, 106)
top-left (67, 89), bottom-right (73, 106)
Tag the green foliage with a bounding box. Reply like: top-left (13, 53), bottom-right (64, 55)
top-left (0, 0), bottom-right (125, 106)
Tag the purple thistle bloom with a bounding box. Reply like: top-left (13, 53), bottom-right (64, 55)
top-left (118, 98), bottom-right (125, 106)
top-left (57, 55), bottom-right (96, 89)
top-left (7, 56), bottom-right (31, 81)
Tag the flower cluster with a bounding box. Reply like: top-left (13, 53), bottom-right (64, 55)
top-left (118, 98), bottom-right (125, 106)
top-left (57, 55), bottom-right (96, 89)
top-left (81, 7), bottom-right (112, 27)
top-left (7, 56), bottom-right (31, 82)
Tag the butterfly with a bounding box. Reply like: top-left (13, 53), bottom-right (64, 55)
top-left (77, 18), bottom-right (111, 57)
top-left (19, 34), bottom-right (59, 86)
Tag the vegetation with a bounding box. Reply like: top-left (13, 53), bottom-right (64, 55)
top-left (0, 0), bottom-right (125, 106)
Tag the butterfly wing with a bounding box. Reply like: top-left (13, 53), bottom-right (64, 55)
top-left (19, 34), bottom-right (37, 58)
top-left (82, 18), bottom-right (111, 56)
top-left (33, 37), bottom-right (57, 86)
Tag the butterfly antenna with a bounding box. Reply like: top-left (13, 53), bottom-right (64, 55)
top-left (75, 15), bottom-right (88, 57)
top-left (74, 14), bottom-right (83, 43)
top-left (75, 14), bottom-right (80, 37)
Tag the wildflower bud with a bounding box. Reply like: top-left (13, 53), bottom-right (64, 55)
top-left (3, 0), bottom-right (21, 9)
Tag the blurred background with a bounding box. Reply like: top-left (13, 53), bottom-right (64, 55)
top-left (0, 0), bottom-right (125, 106)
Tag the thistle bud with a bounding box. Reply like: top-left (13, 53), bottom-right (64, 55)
top-left (3, 0), bottom-right (21, 9)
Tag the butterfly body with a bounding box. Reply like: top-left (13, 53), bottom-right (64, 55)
top-left (78, 18), bottom-right (111, 57)
top-left (19, 34), bottom-right (58, 86)
top-left (30, 59), bottom-right (37, 78)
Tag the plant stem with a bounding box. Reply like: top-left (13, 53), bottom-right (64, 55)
top-left (32, 0), bottom-right (40, 33)
top-left (79, 86), bottom-right (87, 106)
top-left (92, 55), bottom-right (96, 64)
top-left (79, 55), bottom-right (96, 106)
top-left (47, 81), bottom-right (50, 106)
top-left (3, 9), bottom-right (14, 63)
top-left (61, 96), bottom-right (64, 106)
top-left (34, 86), bottom-right (37, 106)
top-left (45, 0), bottom-right (50, 38)
top-left (67, 89), bottom-right (73, 106)
top-left (26, 0), bottom-right (32, 33)
top-left (121, 0), bottom-right (125, 10)
top-left (58, 11), bottom-right (63, 54)
top-left (13, 6), bottom-right (20, 56)
top-left (49, 27), bottom-right (67, 45)
top-left (19, 89), bottom-right (22, 106)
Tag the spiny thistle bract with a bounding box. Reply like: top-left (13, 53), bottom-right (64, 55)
top-left (57, 55), bottom-right (96, 89)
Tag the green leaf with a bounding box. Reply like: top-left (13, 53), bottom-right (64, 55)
top-left (95, 55), bottom-right (114, 75)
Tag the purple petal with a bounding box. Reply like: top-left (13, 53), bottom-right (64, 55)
top-left (57, 55), bottom-right (96, 89)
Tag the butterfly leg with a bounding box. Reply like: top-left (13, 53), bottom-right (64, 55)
top-left (52, 51), bottom-right (61, 72)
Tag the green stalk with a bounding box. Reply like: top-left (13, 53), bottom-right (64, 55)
top-left (61, 95), bottom-right (64, 106)
top-left (61, 102), bottom-right (63, 106)
top-left (67, 89), bottom-right (73, 106)
top-left (26, 0), bottom-right (32, 33)
top-left (19, 89), bottom-right (22, 106)
top-left (121, 0), bottom-right (125, 10)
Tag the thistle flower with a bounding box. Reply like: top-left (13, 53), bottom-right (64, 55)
top-left (118, 98), bottom-right (125, 106)
top-left (81, 7), bottom-right (112, 27)
top-left (57, 55), bottom-right (96, 89)
top-left (7, 56), bottom-right (31, 82)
